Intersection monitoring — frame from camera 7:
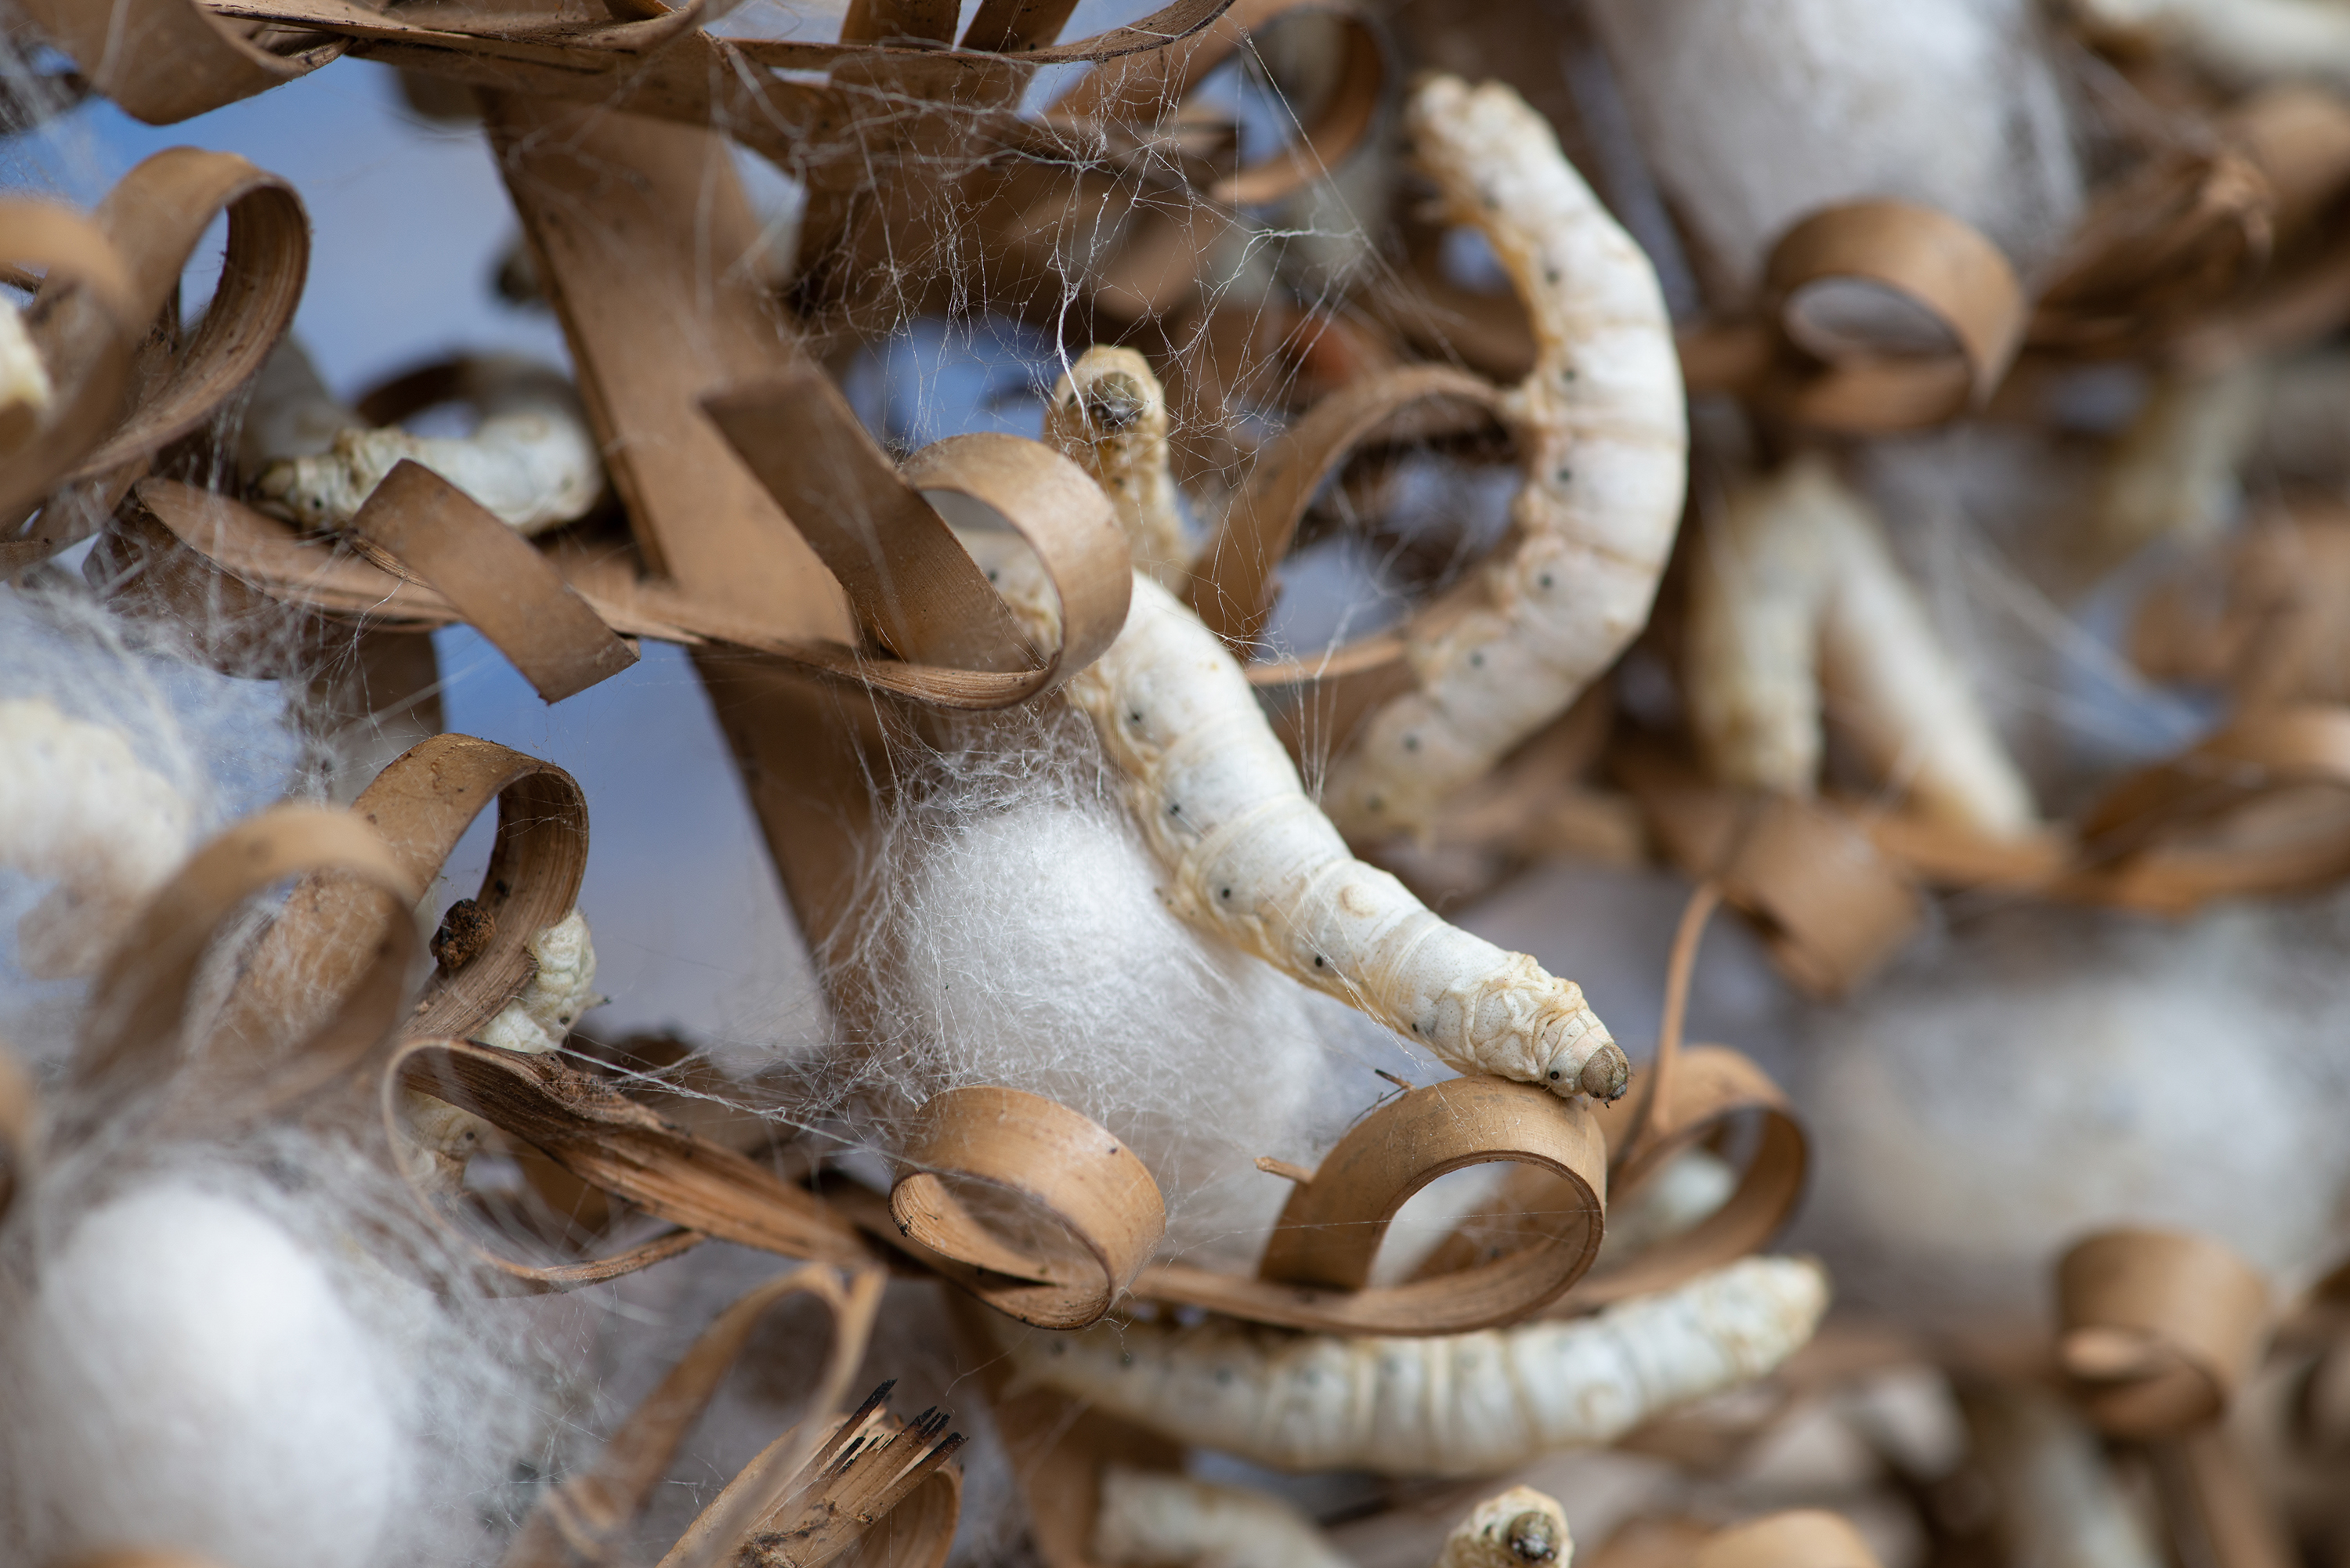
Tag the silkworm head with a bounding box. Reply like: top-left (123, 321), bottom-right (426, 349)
top-left (1578, 1042), bottom-right (1629, 1101)
top-left (1507, 1511), bottom-right (1562, 1563)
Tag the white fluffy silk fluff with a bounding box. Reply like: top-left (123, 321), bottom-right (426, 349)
top-left (823, 710), bottom-right (1388, 1268)
top-left (1788, 894), bottom-right (2350, 1327)
top-left (1585, 0), bottom-right (2082, 305)
top-left (0, 1137), bottom-right (544, 1568)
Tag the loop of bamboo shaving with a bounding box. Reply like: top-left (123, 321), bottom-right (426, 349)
top-left (2057, 1229), bottom-right (2272, 1440)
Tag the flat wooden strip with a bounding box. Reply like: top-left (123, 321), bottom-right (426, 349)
top-left (347, 460), bottom-right (639, 703)
top-left (483, 96), bottom-right (855, 635)
top-left (13, 0), bottom-right (341, 123)
top-left (888, 1085), bottom-right (1168, 1329)
top-left (397, 1040), bottom-right (873, 1268)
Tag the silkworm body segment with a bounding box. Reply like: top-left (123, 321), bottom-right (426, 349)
top-left (971, 527), bottom-right (1624, 1099)
top-left (1322, 76), bottom-right (1687, 839)
top-left (1002, 1255), bottom-right (1829, 1476)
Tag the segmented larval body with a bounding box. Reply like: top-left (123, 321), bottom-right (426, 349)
top-left (1321, 76), bottom-right (1687, 840)
top-left (475, 909), bottom-right (603, 1055)
top-left (257, 357), bottom-right (602, 537)
top-left (971, 531), bottom-right (1625, 1100)
top-left (0, 697), bottom-right (193, 977)
top-left (1094, 1465), bottom-right (1352, 1568)
top-left (1000, 1256), bottom-right (1828, 1476)
top-left (1044, 347), bottom-right (1192, 592)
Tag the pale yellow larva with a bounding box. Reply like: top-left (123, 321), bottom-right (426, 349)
top-left (255, 354), bottom-right (603, 537)
top-left (1093, 1465), bottom-right (1354, 1568)
top-left (1438, 1486), bottom-right (1573, 1568)
top-left (996, 1255), bottom-right (1829, 1476)
top-left (1043, 347), bottom-right (1192, 593)
top-left (1686, 453), bottom-right (2037, 838)
top-left (2070, 0), bottom-right (2350, 92)
top-left (1318, 74), bottom-right (1688, 840)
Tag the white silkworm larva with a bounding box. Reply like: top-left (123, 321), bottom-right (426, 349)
top-left (1685, 454), bottom-right (2037, 838)
top-left (0, 696), bottom-right (193, 978)
top-left (997, 1255), bottom-right (1829, 1476)
top-left (1959, 1378), bottom-right (2164, 1568)
top-left (1045, 346), bottom-right (1194, 592)
top-left (398, 909), bottom-right (605, 1194)
top-left (2073, 0), bottom-right (2350, 91)
top-left (1438, 1487), bottom-right (1572, 1568)
top-left (1316, 74), bottom-right (1687, 840)
top-left (0, 298), bottom-right (54, 427)
top-left (968, 529), bottom-right (1627, 1099)
top-left (2090, 363), bottom-right (2269, 569)
top-left (1093, 1465), bottom-right (1355, 1568)
top-left (256, 354), bottom-right (603, 537)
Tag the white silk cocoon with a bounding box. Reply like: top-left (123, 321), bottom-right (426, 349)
top-left (825, 712), bottom-right (1383, 1268)
top-left (1585, 0), bottom-right (2082, 305)
top-left (0, 1141), bottom-right (545, 1568)
top-left (1788, 896), bottom-right (2350, 1326)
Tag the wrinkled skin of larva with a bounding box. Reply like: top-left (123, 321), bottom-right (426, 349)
top-left (1319, 74), bottom-right (1687, 842)
top-left (1438, 1485), bottom-right (1574, 1568)
top-left (1093, 1465), bottom-right (1352, 1568)
top-left (2073, 0), bottom-right (2350, 92)
top-left (256, 359), bottom-right (602, 537)
top-left (968, 526), bottom-right (1626, 1101)
top-left (1000, 1255), bottom-right (1829, 1476)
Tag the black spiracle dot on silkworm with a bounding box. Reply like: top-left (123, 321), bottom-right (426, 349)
top-left (1545, 267), bottom-right (1560, 284)
top-left (1313, 956), bottom-right (1325, 967)
top-left (1555, 466), bottom-right (1573, 483)
top-left (1219, 887), bottom-right (1231, 900)
top-left (1538, 573), bottom-right (1554, 588)
top-left (1402, 734), bottom-right (1419, 751)
top-left (1470, 652), bottom-right (1484, 667)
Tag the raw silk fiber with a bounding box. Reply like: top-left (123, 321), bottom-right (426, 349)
top-left (822, 706), bottom-right (1374, 1269)
top-left (0, 1130), bottom-right (548, 1568)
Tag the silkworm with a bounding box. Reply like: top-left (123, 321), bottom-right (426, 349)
top-left (2091, 364), bottom-right (2268, 571)
top-left (399, 909), bottom-right (603, 1194)
top-left (0, 300), bottom-right (52, 427)
top-left (1093, 1464), bottom-right (1353, 1568)
top-left (1685, 454), bottom-right (2036, 837)
top-left (0, 695), bottom-right (192, 978)
top-left (1314, 74), bottom-right (1687, 841)
top-left (2073, 0), bottom-right (2350, 90)
top-left (255, 353), bottom-right (602, 536)
top-left (1044, 346), bottom-right (1193, 592)
top-left (996, 1255), bottom-right (1829, 1476)
top-left (1958, 1377), bottom-right (2164, 1568)
top-left (1439, 1486), bottom-right (1572, 1568)
top-left (967, 533), bottom-right (1627, 1100)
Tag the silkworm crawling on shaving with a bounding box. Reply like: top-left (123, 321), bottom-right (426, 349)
top-left (256, 353), bottom-right (603, 536)
top-left (1316, 74), bottom-right (1687, 841)
top-left (966, 534), bottom-right (1627, 1100)
top-left (1093, 1465), bottom-right (1354, 1568)
top-left (0, 299), bottom-right (54, 425)
top-left (1439, 1486), bottom-right (1572, 1568)
top-left (399, 909), bottom-right (605, 1195)
top-left (0, 696), bottom-right (193, 978)
top-left (1686, 454), bottom-right (2036, 838)
top-left (2072, 0), bottom-right (2350, 92)
top-left (997, 1255), bottom-right (1829, 1476)
top-left (1045, 346), bottom-right (1193, 591)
